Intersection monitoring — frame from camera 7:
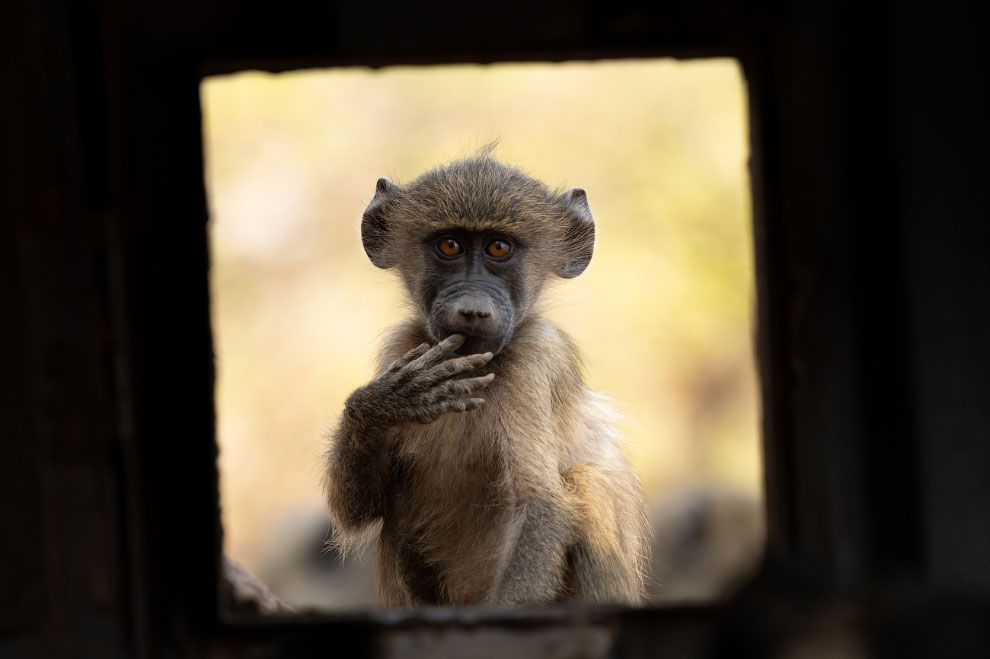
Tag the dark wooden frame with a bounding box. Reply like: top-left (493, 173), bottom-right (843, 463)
top-left (108, 2), bottom-right (911, 654)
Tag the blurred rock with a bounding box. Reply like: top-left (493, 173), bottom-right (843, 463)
top-left (646, 487), bottom-right (764, 603)
top-left (255, 505), bottom-right (378, 610)
top-left (223, 556), bottom-right (295, 614)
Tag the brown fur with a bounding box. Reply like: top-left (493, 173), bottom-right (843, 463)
top-left (324, 154), bottom-right (648, 606)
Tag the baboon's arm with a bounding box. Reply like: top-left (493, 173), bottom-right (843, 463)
top-left (325, 335), bottom-right (494, 534)
top-left (324, 414), bottom-right (392, 534)
top-left (562, 462), bottom-right (645, 604)
top-left (485, 495), bottom-right (576, 605)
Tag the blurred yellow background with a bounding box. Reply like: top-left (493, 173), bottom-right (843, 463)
top-left (202, 58), bottom-right (762, 607)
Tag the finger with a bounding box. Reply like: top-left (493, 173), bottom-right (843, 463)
top-left (421, 334), bottom-right (466, 366)
top-left (429, 373), bottom-right (495, 400)
top-left (413, 397), bottom-right (486, 424)
top-left (398, 334), bottom-right (465, 382)
top-left (401, 342), bottom-right (432, 363)
top-left (386, 342), bottom-right (430, 373)
top-left (417, 352), bottom-right (494, 387)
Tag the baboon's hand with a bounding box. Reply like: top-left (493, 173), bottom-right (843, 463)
top-left (345, 334), bottom-right (495, 430)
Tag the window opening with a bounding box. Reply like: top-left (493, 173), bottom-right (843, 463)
top-left (201, 58), bottom-right (761, 611)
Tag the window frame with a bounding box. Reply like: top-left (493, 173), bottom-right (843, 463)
top-left (115, 9), bottom-right (795, 654)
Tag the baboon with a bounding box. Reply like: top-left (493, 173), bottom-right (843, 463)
top-left (324, 153), bottom-right (648, 606)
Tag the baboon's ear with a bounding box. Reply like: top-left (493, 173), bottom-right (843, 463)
top-left (556, 187), bottom-right (596, 278)
top-left (361, 177), bottom-right (400, 269)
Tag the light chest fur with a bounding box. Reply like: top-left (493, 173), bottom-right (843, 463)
top-left (371, 316), bottom-right (638, 604)
top-left (376, 318), bottom-right (586, 603)
top-left (384, 363), bottom-right (555, 603)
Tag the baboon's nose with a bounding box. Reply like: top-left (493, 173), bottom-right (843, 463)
top-left (451, 294), bottom-right (494, 329)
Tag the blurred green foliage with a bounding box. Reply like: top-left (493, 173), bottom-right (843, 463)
top-left (203, 58), bottom-right (759, 577)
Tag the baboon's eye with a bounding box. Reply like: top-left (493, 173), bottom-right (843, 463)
top-left (485, 240), bottom-right (512, 259)
top-left (437, 238), bottom-right (463, 257)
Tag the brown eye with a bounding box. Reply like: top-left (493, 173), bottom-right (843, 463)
top-left (437, 238), bottom-right (463, 257)
top-left (486, 240), bottom-right (512, 259)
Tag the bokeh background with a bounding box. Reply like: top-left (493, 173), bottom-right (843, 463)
top-left (202, 58), bottom-right (763, 609)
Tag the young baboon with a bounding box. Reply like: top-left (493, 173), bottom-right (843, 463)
top-left (324, 153), bottom-right (648, 606)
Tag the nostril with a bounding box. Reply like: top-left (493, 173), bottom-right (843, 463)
top-left (457, 308), bottom-right (491, 321)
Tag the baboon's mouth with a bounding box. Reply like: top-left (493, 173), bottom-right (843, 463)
top-left (450, 331), bottom-right (507, 357)
top-left (429, 315), bottom-right (510, 357)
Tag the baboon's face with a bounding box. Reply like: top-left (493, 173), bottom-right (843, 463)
top-left (360, 156), bottom-right (596, 355)
top-left (419, 230), bottom-right (523, 356)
